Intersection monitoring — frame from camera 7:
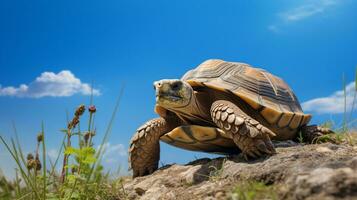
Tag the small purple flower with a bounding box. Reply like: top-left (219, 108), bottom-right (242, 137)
top-left (88, 105), bottom-right (97, 113)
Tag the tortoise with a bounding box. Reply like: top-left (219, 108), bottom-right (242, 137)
top-left (129, 59), bottom-right (332, 177)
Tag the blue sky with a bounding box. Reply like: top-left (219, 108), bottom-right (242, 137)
top-left (0, 0), bottom-right (356, 178)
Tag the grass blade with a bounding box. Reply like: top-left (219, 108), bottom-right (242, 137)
top-left (16, 192), bottom-right (33, 200)
top-left (48, 135), bottom-right (65, 178)
top-left (41, 121), bottom-right (47, 199)
top-left (87, 84), bottom-right (124, 182)
top-left (12, 122), bottom-right (27, 173)
top-left (0, 135), bottom-right (40, 199)
top-left (349, 66), bottom-right (357, 122)
top-left (342, 73), bottom-right (347, 132)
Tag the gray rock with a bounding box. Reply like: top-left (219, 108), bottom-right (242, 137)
top-left (123, 143), bottom-right (357, 200)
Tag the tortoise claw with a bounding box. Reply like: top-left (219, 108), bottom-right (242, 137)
top-left (246, 150), bottom-right (257, 158)
top-left (252, 148), bottom-right (263, 157)
top-left (241, 137), bottom-right (276, 160)
top-left (262, 134), bottom-right (276, 154)
top-left (257, 143), bottom-right (271, 154)
top-left (243, 153), bottom-right (249, 161)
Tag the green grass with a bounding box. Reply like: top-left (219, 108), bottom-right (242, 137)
top-left (297, 131), bottom-right (305, 143)
top-left (230, 181), bottom-right (277, 200)
top-left (301, 69), bottom-right (357, 146)
top-left (338, 68), bottom-right (357, 145)
top-left (208, 158), bottom-right (226, 182)
top-left (0, 86), bottom-right (127, 200)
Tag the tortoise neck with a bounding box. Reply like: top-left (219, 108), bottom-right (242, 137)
top-left (171, 91), bottom-right (210, 121)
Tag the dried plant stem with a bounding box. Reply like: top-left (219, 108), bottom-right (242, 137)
top-left (88, 112), bottom-right (93, 134)
top-left (33, 141), bottom-right (40, 190)
top-left (60, 129), bottom-right (72, 183)
top-left (88, 120), bottom-right (96, 147)
top-left (85, 112), bottom-right (94, 147)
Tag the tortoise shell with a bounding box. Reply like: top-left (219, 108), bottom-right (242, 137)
top-left (160, 59), bottom-right (311, 153)
top-left (182, 59), bottom-right (311, 129)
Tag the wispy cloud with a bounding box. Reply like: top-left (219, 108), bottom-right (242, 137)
top-left (281, 0), bottom-right (337, 22)
top-left (268, 25), bottom-right (280, 33)
top-left (302, 82), bottom-right (355, 114)
top-left (98, 142), bottom-right (127, 164)
top-left (269, 0), bottom-right (339, 32)
top-left (0, 70), bottom-right (100, 98)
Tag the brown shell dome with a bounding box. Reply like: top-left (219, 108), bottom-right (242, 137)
top-left (181, 59), bottom-right (311, 130)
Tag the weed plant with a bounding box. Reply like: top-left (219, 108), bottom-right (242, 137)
top-left (0, 87), bottom-right (127, 200)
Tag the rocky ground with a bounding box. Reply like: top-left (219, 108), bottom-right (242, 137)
top-left (122, 141), bottom-right (357, 200)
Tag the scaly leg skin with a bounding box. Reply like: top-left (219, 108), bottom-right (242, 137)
top-left (211, 100), bottom-right (276, 160)
top-left (129, 118), bottom-right (174, 178)
top-left (301, 125), bottom-right (335, 143)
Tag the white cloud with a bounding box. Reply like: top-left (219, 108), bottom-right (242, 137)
top-left (302, 82), bottom-right (356, 114)
top-left (0, 70), bottom-right (100, 98)
top-left (97, 142), bottom-right (127, 164)
top-left (269, 0), bottom-right (339, 32)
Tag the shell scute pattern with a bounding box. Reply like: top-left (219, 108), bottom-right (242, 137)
top-left (182, 59), bottom-right (311, 129)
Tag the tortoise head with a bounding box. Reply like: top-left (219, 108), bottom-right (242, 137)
top-left (154, 79), bottom-right (193, 109)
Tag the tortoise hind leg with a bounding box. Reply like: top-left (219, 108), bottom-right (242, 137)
top-left (300, 125), bottom-right (335, 143)
top-left (210, 100), bottom-right (276, 160)
top-left (129, 117), bottom-right (179, 178)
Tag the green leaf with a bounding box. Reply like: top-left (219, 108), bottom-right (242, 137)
top-left (71, 132), bottom-right (81, 136)
top-left (67, 174), bottom-right (77, 182)
top-left (60, 129), bottom-right (68, 133)
top-left (81, 147), bottom-right (96, 156)
top-left (83, 156), bottom-right (97, 164)
top-left (64, 147), bottom-right (78, 155)
top-left (64, 164), bottom-right (78, 170)
top-left (71, 191), bottom-right (80, 199)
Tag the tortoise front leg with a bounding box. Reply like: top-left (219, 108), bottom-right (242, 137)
top-left (129, 117), bottom-right (177, 178)
top-left (210, 100), bottom-right (276, 159)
